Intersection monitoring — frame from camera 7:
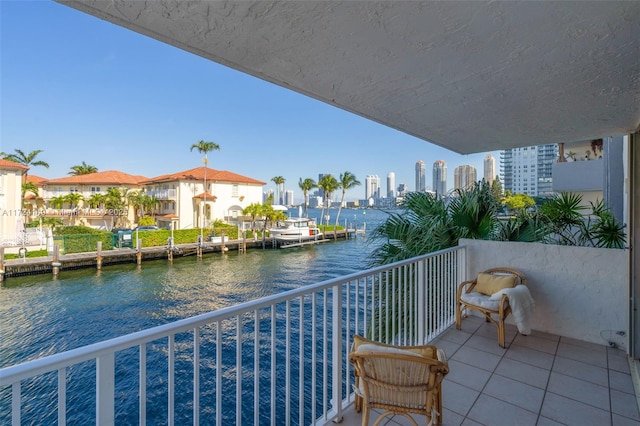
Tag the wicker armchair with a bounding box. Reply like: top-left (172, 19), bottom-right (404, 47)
top-left (455, 267), bottom-right (527, 348)
top-left (349, 335), bottom-right (449, 426)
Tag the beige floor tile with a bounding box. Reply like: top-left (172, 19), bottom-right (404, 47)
top-left (466, 394), bottom-right (538, 426)
top-left (552, 355), bottom-right (609, 386)
top-left (451, 345), bottom-right (502, 372)
top-left (541, 392), bottom-right (611, 425)
top-left (547, 371), bottom-right (610, 411)
top-left (482, 374), bottom-right (545, 413)
top-left (494, 357), bottom-right (550, 389)
top-left (556, 341), bottom-right (607, 368)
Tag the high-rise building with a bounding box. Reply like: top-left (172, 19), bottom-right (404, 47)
top-left (432, 160), bottom-right (447, 197)
top-left (263, 189), bottom-right (274, 204)
top-left (365, 175), bottom-right (381, 200)
top-left (454, 165), bottom-right (478, 190)
top-left (284, 190), bottom-right (294, 206)
top-left (415, 160), bottom-right (426, 192)
top-left (397, 183), bottom-right (408, 197)
top-left (484, 154), bottom-right (495, 185)
top-left (500, 144), bottom-right (557, 197)
top-left (316, 173), bottom-right (327, 198)
top-left (387, 172), bottom-right (395, 198)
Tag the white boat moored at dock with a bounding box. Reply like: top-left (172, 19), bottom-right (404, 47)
top-left (269, 218), bottom-right (323, 246)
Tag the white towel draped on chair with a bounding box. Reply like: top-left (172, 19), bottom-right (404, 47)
top-left (491, 285), bottom-right (535, 335)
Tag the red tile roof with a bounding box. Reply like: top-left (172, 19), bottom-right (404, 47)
top-left (0, 158), bottom-right (29, 171)
top-left (146, 167), bottom-right (265, 185)
top-left (193, 192), bottom-right (217, 200)
top-left (159, 214), bottom-right (179, 219)
top-left (44, 170), bottom-right (149, 186)
top-left (26, 175), bottom-right (47, 186)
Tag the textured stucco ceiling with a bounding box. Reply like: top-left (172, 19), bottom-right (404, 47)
top-left (58, 1), bottom-right (640, 154)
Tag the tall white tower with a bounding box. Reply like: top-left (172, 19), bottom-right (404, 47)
top-left (415, 160), bottom-right (426, 192)
top-left (454, 165), bottom-right (478, 190)
top-left (484, 154), bottom-right (495, 185)
top-left (433, 160), bottom-right (447, 197)
top-left (365, 175), bottom-right (380, 200)
top-left (501, 144), bottom-right (557, 197)
top-left (387, 172), bottom-right (395, 198)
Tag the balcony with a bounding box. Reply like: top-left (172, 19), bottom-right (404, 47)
top-left (1, 240), bottom-right (637, 425)
top-left (146, 189), bottom-right (177, 201)
top-left (552, 159), bottom-right (605, 193)
top-left (339, 318), bottom-right (637, 425)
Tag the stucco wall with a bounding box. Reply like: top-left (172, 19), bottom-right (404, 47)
top-left (460, 239), bottom-right (629, 348)
top-left (0, 169), bottom-right (24, 241)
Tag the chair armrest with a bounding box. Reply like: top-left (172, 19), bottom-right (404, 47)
top-left (457, 279), bottom-right (476, 296)
top-left (498, 292), bottom-right (511, 316)
top-left (436, 348), bottom-right (447, 365)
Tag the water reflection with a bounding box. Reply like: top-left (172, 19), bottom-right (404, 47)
top-left (1, 209), bottom-right (388, 367)
top-left (0, 209), bottom-right (391, 424)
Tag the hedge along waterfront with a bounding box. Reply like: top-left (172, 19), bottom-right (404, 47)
top-left (48, 225), bottom-right (240, 255)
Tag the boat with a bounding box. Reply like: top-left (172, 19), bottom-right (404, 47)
top-left (269, 218), bottom-right (323, 245)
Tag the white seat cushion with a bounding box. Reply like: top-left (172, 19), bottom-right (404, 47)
top-left (460, 291), bottom-right (501, 310)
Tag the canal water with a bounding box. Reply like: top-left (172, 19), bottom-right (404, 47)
top-left (0, 208), bottom-right (390, 424)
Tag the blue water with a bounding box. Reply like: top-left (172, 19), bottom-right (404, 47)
top-left (0, 208), bottom-right (390, 425)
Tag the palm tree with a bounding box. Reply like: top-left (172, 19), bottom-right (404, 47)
top-left (88, 193), bottom-right (106, 209)
top-left (68, 161), bottom-right (98, 175)
top-left (242, 202), bottom-right (263, 237)
top-left (190, 140), bottom-right (220, 238)
top-left (104, 187), bottom-right (131, 227)
top-left (50, 195), bottom-right (66, 209)
top-left (142, 194), bottom-right (158, 217)
top-left (298, 177), bottom-right (317, 217)
top-left (21, 182), bottom-right (39, 198)
top-left (370, 181), bottom-right (500, 266)
top-left (334, 171), bottom-right (361, 227)
top-left (127, 191), bottom-right (143, 217)
top-left (105, 187), bottom-right (126, 210)
top-left (21, 182), bottom-right (40, 212)
top-left (3, 149), bottom-right (49, 177)
top-left (538, 192), bottom-right (587, 246)
top-left (64, 192), bottom-right (84, 208)
top-left (317, 174), bottom-right (339, 228)
top-left (271, 176), bottom-right (285, 205)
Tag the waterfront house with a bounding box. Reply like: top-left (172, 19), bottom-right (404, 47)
top-left (143, 166), bottom-right (266, 230)
top-left (0, 159), bottom-right (29, 246)
top-left (42, 170), bottom-right (149, 229)
top-left (2, 2), bottom-right (639, 425)
top-left (23, 175), bottom-right (47, 213)
top-left (28, 167), bottom-right (265, 231)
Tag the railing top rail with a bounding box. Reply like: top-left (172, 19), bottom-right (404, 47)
top-left (0, 245), bottom-right (464, 385)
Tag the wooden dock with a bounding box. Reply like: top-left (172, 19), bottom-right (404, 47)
top-left (0, 228), bottom-right (362, 280)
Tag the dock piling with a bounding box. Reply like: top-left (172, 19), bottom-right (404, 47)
top-left (0, 248), bottom-right (4, 284)
top-left (97, 241), bottom-right (102, 270)
top-left (52, 245), bottom-right (61, 277)
top-left (136, 239), bottom-right (142, 265)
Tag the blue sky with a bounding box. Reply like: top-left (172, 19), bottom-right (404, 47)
top-left (1, 1), bottom-right (499, 202)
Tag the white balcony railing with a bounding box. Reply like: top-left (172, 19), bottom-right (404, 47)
top-left (146, 189), bottom-right (177, 200)
top-left (0, 246), bottom-right (465, 425)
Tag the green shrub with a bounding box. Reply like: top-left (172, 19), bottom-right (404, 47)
top-left (53, 226), bottom-right (114, 253)
top-left (137, 216), bottom-right (156, 226)
top-left (53, 233), bottom-right (114, 253)
top-left (55, 225), bottom-right (104, 235)
top-left (130, 225), bottom-right (238, 248)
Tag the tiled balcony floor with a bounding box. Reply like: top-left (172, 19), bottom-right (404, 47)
top-left (339, 316), bottom-right (640, 426)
